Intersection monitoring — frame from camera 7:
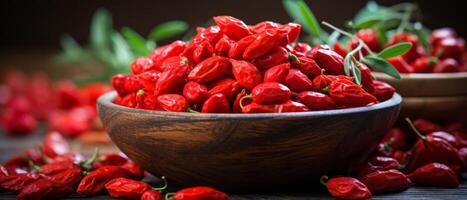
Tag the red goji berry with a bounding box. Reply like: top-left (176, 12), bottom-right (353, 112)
top-left (173, 186), bottom-right (228, 200)
top-left (243, 29), bottom-right (288, 60)
top-left (322, 176), bottom-right (372, 200)
top-left (278, 23), bottom-right (301, 43)
top-left (251, 82), bottom-right (291, 105)
top-left (112, 74), bottom-right (143, 97)
top-left (156, 94), bottom-right (189, 112)
top-left (310, 46), bottom-right (345, 75)
top-left (251, 21), bottom-right (280, 33)
top-left (329, 79), bottom-right (378, 107)
top-left (311, 75), bottom-right (354, 93)
top-left (228, 35), bottom-right (256, 59)
top-left (213, 16), bottom-right (252, 40)
top-left (433, 58), bottom-right (460, 73)
top-left (413, 119), bottom-right (443, 134)
top-left (183, 81), bottom-right (209, 104)
top-left (251, 46), bottom-right (289, 70)
top-left (17, 177), bottom-right (74, 200)
top-left (381, 128), bottom-right (407, 151)
top-left (154, 61), bottom-right (190, 96)
top-left (188, 56), bottom-right (231, 83)
top-left (131, 56), bottom-right (155, 74)
top-left (279, 100), bottom-right (309, 112)
top-left (201, 93), bottom-right (230, 113)
top-left (232, 89), bottom-right (250, 113)
top-left (92, 153), bottom-right (128, 169)
top-left (193, 41), bottom-right (214, 63)
top-left (263, 63), bottom-right (290, 84)
top-left (77, 166), bottom-right (132, 196)
top-left (214, 36), bottom-right (235, 57)
top-left (360, 169), bottom-right (411, 194)
top-left (0, 173), bottom-right (41, 193)
top-left (333, 42), bottom-right (348, 57)
top-left (207, 78), bottom-right (239, 101)
top-left (387, 56), bottom-right (414, 73)
top-left (231, 59), bottom-right (262, 90)
top-left (292, 56), bottom-right (322, 79)
top-left (295, 91), bottom-right (337, 111)
top-left (141, 189), bottom-right (163, 200)
top-left (284, 69), bottom-right (313, 92)
top-left (411, 57), bottom-right (438, 73)
top-left (43, 131), bottom-right (70, 159)
top-left (105, 178), bottom-right (150, 200)
top-left (121, 162), bottom-right (144, 180)
top-left (408, 163), bottom-right (459, 187)
top-left (404, 119), bottom-right (462, 172)
top-left (149, 40), bottom-right (186, 67)
top-left (370, 80), bottom-right (395, 102)
top-left (431, 28), bottom-right (457, 46)
top-left (50, 168), bottom-right (83, 188)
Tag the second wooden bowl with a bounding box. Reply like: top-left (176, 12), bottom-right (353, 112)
top-left (375, 72), bottom-right (467, 122)
top-left (374, 72), bottom-right (467, 97)
top-left (98, 92), bottom-right (401, 192)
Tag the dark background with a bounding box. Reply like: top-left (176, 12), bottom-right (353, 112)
top-left (0, 0), bottom-right (466, 49)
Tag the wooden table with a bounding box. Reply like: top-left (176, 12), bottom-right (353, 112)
top-left (1, 130), bottom-right (466, 200)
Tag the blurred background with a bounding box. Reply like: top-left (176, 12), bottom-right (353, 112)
top-left (1, 0), bottom-right (465, 56)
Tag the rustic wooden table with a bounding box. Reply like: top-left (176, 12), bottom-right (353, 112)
top-left (1, 130), bottom-right (466, 200)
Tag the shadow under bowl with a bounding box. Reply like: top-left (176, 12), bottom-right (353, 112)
top-left (97, 92), bottom-right (401, 192)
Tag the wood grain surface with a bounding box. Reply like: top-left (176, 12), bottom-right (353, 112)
top-left (98, 92), bottom-right (401, 191)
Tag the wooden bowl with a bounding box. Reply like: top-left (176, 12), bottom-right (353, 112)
top-left (97, 92), bottom-right (401, 192)
top-left (374, 72), bottom-right (467, 122)
top-left (374, 72), bottom-right (467, 97)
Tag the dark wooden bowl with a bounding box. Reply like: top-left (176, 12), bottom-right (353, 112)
top-left (97, 92), bottom-right (401, 192)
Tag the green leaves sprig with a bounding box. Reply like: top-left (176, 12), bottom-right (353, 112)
top-left (377, 42), bottom-right (411, 59)
top-left (350, 1), bottom-right (430, 52)
top-left (322, 22), bottom-right (406, 80)
top-left (56, 8), bottom-right (188, 84)
top-left (282, 0), bottom-right (328, 44)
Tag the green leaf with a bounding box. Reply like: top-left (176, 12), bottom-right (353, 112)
top-left (411, 22), bottom-right (430, 50)
top-left (327, 31), bottom-right (340, 47)
top-left (343, 53), bottom-right (353, 76)
top-left (146, 40), bottom-right (156, 52)
top-left (148, 21), bottom-right (188, 42)
top-left (374, 24), bottom-right (388, 46)
top-left (362, 55), bottom-right (401, 79)
top-left (352, 1), bottom-right (402, 30)
top-left (296, 0), bottom-right (322, 37)
top-left (353, 17), bottom-right (382, 29)
top-left (121, 27), bottom-right (151, 56)
top-left (377, 42), bottom-right (412, 59)
top-left (352, 64), bottom-right (362, 86)
top-left (111, 31), bottom-right (134, 70)
top-left (90, 8), bottom-right (113, 51)
top-left (283, 0), bottom-right (325, 40)
top-left (59, 35), bottom-right (84, 59)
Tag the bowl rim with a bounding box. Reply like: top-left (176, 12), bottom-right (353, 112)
top-left (374, 71), bottom-right (467, 80)
top-left (97, 91), bottom-right (401, 120)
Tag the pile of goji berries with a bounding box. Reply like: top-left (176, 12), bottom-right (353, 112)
top-left (112, 16), bottom-right (396, 113)
top-left (321, 118), bottom-right (467, 199)
top-left (334, 28), bottom-right (467, 73)
top-left (0, 131), bottom-right (228, 200)
top-left (0, 69), bottom-right (110, 136)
